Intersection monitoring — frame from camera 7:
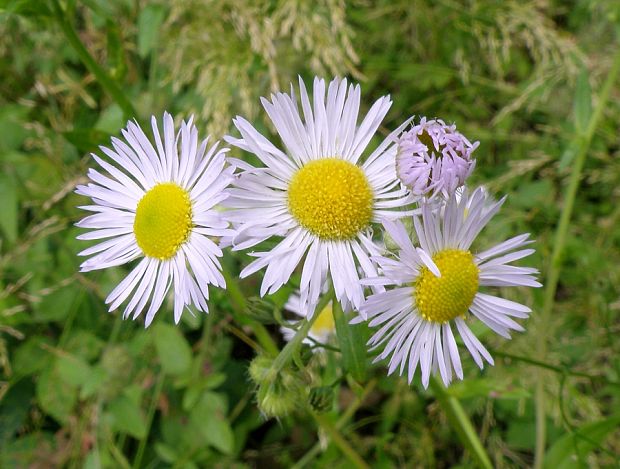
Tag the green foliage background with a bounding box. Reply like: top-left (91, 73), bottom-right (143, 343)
top-left (1, 0), bottom-right (620, 467)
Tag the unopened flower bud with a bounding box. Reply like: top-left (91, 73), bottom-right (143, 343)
top-left (396, 117), bottom-right (478, 199)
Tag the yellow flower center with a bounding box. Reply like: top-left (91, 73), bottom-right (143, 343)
top-left (287, 158), bottom-right (373, 240)
top-left (133, 183), bottom-right (193, 260)
top-left (310, 301), bottom-right (336, 336)
top-left (414, 249), bottom-right (479, 323)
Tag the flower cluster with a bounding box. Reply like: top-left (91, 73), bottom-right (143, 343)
top-left (76, 77), bottom-right (540, 388)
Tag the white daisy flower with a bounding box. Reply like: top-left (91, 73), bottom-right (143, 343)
top-left (75, 113), bottom-right (233, 327)
top-left (281, 292), bottom-right (336, 348)
top-left (360, 187), bottom-right (541, 387)
top-left (224, 77), bottom-right (415, 315)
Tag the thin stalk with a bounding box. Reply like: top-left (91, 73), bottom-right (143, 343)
top-left (293, 379), bottom-right (377, 468)
top-left (50, 0), bottom-right (138, 119)
top-left (534, 49), bottom-right (620, 469)
top-left (429, 376), bottom-right (493, 469)
top-left (132, 372), bottom-right (165, 469)
top-left (312, 413), bottom-right (370, 469)
top-left (492, 350), bottom-right (603, 381)
top-left (265, 293), bottom-right (332, 381)
top-left (221, 264), bottom-right (279, 357)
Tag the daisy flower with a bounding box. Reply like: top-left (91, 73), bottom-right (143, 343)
top-left (281, 292), bottom-right (336, 348)
top-left (75, 113), bottom-right (233, 326)
top-left (360, 187), bottom-right (541, 387)
top-left (225, 77), bottom-right (414, 315)
top-left (396, 117), bottom-right (478, 198)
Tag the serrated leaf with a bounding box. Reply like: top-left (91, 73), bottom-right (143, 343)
top-left (332, 300), bottom-right (368, 382)
top-left (543, 415), bottom-right (620, 469)
top-left (138, 4), bottom-right (165, 58)
top-left (573, 69), bottom-right (592, 134)
top-left (153, 323), bottom-right (192, 376)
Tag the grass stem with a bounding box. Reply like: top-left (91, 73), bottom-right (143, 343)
top-left (50, 0), bottom-right (138, 119)
top-left (533, 49), bottom-right (620, 468)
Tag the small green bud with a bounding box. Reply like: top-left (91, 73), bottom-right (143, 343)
top-left (248, 355), bottom-right (273, 386)
top-left (257, 379), bottom-right (297, 418)
top-left (308, 386), bottom-right (334, 413)
top-left (249, 355), bottom-right (302, 418)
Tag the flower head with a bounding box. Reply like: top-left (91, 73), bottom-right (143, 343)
top-left (225, 77), bottom-right (414, 315)
top-left (360, 187), bottom-right (541, 387)
top-left (76, 113), bottom-right (233, 326)
top-left (396, 117), bottom-right (478, 198)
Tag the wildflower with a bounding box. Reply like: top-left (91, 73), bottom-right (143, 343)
top-left (396, 117), bottom-right (478, 198)
top-left (76, 113), bottom-right (233, 326)
top-left (361, 187), bottom-right (541, 387)
top-left (225, 77), bottom-right (414, 315)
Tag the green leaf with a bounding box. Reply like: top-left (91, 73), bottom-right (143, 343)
top-left (152, 323), bottom-right (192, 376)
top-left (95, 104), bottom-right (124, 134)
top-left (12, 337), bottom-right (53, 378)
top-left (36, 367), bottom-right (77, 423)
top-left (558, 138), bottom-right (581, 170)
top-left (543, 415), bottom-right (620, 469)
top-left (0, 0), bottom-right (51, 19)
top-left (107, 392), bottom-right (147, 439)
top-left (191, 392), bottom-right (234, 455)
top-left (56, 354), bottom-right (94, 388)
top-left (573, 69), bottom-right (592, 135)
top-left (0, 379), bottom-right (34, 443)
top-left (0, 174), bottom-right (18, 244)
top-left (138, 4), bottom-right (166, 58)
top-left (0, 105), bottom-right (29, 152)
top-left (63, 128), bottom-right (112, 154)
top-left (154, 443), bottom-right (178, 463)
top-left (332, 299), bottom-right (368, 382)
top-left (33, 285), bottom-right (80, 323)
top-left (80, 366), bottom-right (108, 399)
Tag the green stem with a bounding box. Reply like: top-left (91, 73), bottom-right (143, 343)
top-left (492, 350), bottom-right (602, 381)
top-left (293, 379), bottom-right (377, 468)
top-left (50, 0), bottom-right (138, 119)
top-left (313, 413), bottom-right (370, 469)
top-left (429, 376), bottom-right (493, 469)
top-left (265, 293), bottom-right (332, 381)
top-left (221, 263), bottom-right (279, 357)
top-left (533, 49), bottom-right (620, 469)
top-left (132, 372), bottom-right (165, 469)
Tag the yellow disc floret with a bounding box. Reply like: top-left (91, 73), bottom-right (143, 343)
top-left (415, 249), bottom-right (479, 323)
top-left (133, 183), bottom-right (193, 259)
top-left (310, 301), bottom-right (336, 336)
top-left (287, 158), bottom-right (373, 240)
